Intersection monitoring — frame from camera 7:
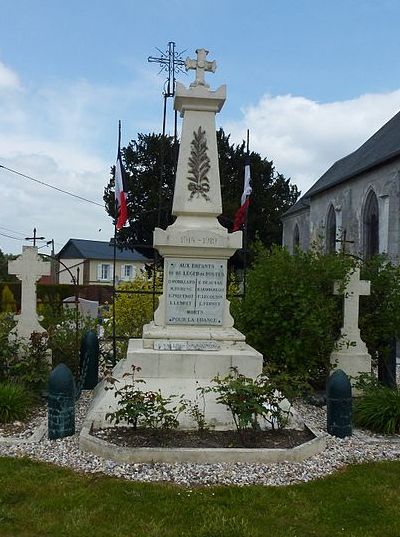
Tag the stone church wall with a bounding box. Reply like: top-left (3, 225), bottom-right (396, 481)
top-left (282, 207), bottom-right (310, 253)
top-left (283, 158), bottom-right (400, 263)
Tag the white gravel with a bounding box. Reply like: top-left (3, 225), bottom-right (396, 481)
top-left (1, 381), bottom-right (400, 487)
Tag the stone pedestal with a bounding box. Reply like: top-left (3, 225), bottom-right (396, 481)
top-left (330, 350), bottom-right (371, 380)
top-left (88, 339), bottom-right (262, 429)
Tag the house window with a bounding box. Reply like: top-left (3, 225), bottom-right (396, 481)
top-left (98, 263), bottom-right (112, 281)
top-left (293, 224), bottom-right (300, 251)
top-left (122, 264), bottom-right (135, 280)
top-left (326, 205), bottom-right (336, 254)
top-left (363, 190), bottom-right (379, 260)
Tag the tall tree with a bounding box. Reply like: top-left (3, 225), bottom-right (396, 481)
top-left (104, 133), bottom-right (176, 251)
top-left (216, 129), bottom-right (299, 246)
top-left (104, 129), bottom-right (299, 250)
top-left (0, 250), bottom-right (17, 282)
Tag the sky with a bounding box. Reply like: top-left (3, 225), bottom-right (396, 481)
top-left (2, 0), bottom-right (400, 254)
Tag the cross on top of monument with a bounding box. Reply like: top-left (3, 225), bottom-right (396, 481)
top-left (25, 227), bottom-right (45, 247)
top-left (185, 48), bottom-right (216, 88)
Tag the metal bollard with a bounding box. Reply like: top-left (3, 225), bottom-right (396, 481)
top-left (80, 330), bottom-right (99, 390)
top-left (48, 363), bottom-right (75, 440)
top-left (327, 369), bottom-right (352, 438)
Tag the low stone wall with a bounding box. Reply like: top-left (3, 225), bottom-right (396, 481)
top-left (79, 422), bottom-right (326, 464)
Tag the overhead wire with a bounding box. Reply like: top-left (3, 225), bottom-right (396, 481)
top-left (0, 231), bottom-right (26, 241)
top-left (0, 225), bottom-right (27, 236)
top-left (0, 164), bottom-right (104, 208)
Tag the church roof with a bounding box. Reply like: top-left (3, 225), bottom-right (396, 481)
top-left (283, 109), bottom-right (400, 217)
top-left (57, 238), bottom-right (151, 262)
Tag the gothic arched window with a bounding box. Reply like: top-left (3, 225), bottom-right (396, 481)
top-left (293, 224), bottom-right (300, 251)
top-left (326, 205), bottom-right (336, 254)
top-left (363, 190), bottom-right (379, 260)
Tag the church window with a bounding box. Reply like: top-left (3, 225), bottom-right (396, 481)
top-left (363, 190), bottom-right (379, 260)
top-left (326, 205), bottom-right (336, 254)
top-left (293, 224), bottom-right (300, 251)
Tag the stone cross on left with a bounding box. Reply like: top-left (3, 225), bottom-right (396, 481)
top-left (8, 246), bottom-right (51, 342)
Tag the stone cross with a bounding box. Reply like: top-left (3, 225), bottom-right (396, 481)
top-left (8, 245), bottom-right (51, 341)
top-left (334, 267), bottom-right (370, 347)
top-left (185, 48), bottom-right (216, 88)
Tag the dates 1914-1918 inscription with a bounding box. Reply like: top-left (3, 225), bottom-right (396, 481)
top-left (166, 258), bottom-right (225, 325)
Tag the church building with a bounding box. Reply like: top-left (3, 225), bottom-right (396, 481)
top-left (282, 111), bottom-right (400, 262)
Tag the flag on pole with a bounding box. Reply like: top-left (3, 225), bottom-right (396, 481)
top-left (232, 155), bottom-right (252, 232)
top-left (115, 124), bottom-right (128, 230)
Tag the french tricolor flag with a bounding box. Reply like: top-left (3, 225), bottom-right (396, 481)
top-left (233, 155), bottom-right (252, 232)
top-left (115, 124), bottom-right (128, 231)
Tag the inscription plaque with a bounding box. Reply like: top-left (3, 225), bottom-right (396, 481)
top-left (154, 340), bottom-right (220, 351)
top-left (166, 258), bottom-right (226, 325)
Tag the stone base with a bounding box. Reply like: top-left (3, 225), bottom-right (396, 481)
top-left (142, 321), bottom-right (246, 348)
top-left (330, 350), bottom-right (372, 386)
top-left (87, 338), bottom-right (264, 430)
top-left (79, 422), bottom-right (325, 464)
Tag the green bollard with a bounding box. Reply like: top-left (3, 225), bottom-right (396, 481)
top-left (48, 363), bottom-right (75, 440)
top-left (80, 330), bottom-right (99, 390)
top-left (327, 369), bottom-right (352, 438)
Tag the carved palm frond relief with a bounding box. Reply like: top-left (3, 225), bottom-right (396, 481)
top-left (187, 126), bottom-right (211, 201)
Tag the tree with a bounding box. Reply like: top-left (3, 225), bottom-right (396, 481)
top-left (104, 129), bottom-right (299, 250)
top-left (0, 250), bottom-right (17, 283)
top-left (104, 133), bottom-right (176, 251)
top-left (217, 130), bottom-right (299, 246)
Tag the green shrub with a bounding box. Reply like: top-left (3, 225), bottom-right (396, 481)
top-left (354, 385), bottom-right (400, 434)
top-left (10, 332), bottom-right (51, 393)
top-left (232, 244), bottom-right (354, 390)
top-left (360, 255), bottom-right (400, 365)
top-left (0, 315), bottom-right (51, 393)
top-left (103, 271), bottom-right (162, 360)
top-left (1, 285), bottom-right (16, 312)
top-left (105, 365), bottom-right (184, 429)
top-left (47, 308), bottom-right (98, 375)
top-left (0, 382), bottom-right (32, 423)
top-left (200, 367), bottom-right (290, 438)
top-left (0, 313), bottom-right (18, 382)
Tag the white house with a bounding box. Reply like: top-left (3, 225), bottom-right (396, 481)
top-left (56, 238), bottom-right (152, 285)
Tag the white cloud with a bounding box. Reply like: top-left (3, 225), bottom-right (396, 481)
top-left (0, 60), bottom-right (21, 91)
top-left (225, 90), bottom-right (400, 194)
top-left (0, 59), bottom-right (162, 254)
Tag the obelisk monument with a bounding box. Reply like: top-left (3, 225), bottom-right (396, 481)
top-left (88, 48), bottom-right (263, 429)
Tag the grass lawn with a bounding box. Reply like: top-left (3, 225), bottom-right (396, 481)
top-left (0, 456), bottom-right (400, 537)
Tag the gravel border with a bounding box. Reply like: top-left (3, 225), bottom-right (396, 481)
top-left (0, 383), bottom-right (400, 487)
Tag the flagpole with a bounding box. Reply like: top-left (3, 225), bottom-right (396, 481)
top-left (242, 129), bottom-right (250, 298)
top-left (112, 120), bottom-right (122, 365)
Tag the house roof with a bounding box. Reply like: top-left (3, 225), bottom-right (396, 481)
top-left (283, 109), bottom-right (400, 217)
top-left (57, 239), bottom-right (151, 262)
